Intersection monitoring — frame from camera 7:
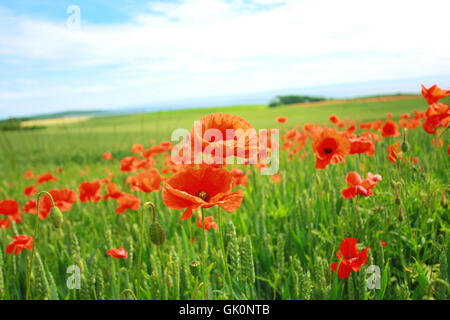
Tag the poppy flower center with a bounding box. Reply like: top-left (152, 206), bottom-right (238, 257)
top-left (195, 191), bottom-right (210, 202)
top-left (324, 147), bottom-right (333, 154)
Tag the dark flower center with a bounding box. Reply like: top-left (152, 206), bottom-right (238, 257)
top-left (195, 191), bottom-right (210, 202)
top-left (324, 147), bottom-right (333, 154)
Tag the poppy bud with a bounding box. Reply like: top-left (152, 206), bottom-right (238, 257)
top-left (50, 206), bottom-right (64, 228)
top-left (189, 260), bottom-right (201, 278)
top-left (401, 141), bottom-right (409, 153)
top-left (149, 221), bottom-right (166, 246)
top-left (395, 197), bottom-right (401, 205)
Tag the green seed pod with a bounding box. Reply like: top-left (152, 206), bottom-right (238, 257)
top-left (50, 206), bottom-right (64, 228)
top-left (395, 197), bottom-right (401, 205)
top-left (189, 260), bottom-right (201, 278)
top-left (401, 141), bottom-right (409, 153)
top-left (149, 221), bottom-right (166, 246)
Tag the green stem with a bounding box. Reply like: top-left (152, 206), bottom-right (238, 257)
top-left (25, 191), bottom-right (56, 300)
top-left (201, 207), bottom-right (207, 299)
top-left (137, 202), bottom-right (156, 299)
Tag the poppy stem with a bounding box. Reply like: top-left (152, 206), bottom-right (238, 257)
top-left (201, 207), bottom-right (207, 299)
top-left (217, 207), bottom-right (233, 298)
top-left (25, 191), bottom-right (56, 300)
top-left (137, 202), bottom-right (156, 299)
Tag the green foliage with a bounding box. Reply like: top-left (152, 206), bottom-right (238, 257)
top-left (0, 96), bottom-right (448, 300)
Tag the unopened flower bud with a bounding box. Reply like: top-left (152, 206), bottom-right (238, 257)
top-left (50, 206), bottom-right (64, 228)
top-left (149, 221), bottom-right (166, 246)
top-left (189, 260), bottom-right (201, 278)
top-left (401, 141), bottom-right (409, 153)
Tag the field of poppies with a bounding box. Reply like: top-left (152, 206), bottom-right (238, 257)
top-left (0, 85), bottom-right (449, 300)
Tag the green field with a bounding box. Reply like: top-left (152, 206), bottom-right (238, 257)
top-left (0, 95), bottom-right (449, 300)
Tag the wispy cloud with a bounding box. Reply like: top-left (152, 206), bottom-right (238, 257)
top-left (1, 0), bottom-right (450, 117)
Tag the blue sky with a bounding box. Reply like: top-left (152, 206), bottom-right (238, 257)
top-left (1, 0), bottom-right (450, 118)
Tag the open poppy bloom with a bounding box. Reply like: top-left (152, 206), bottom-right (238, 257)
top-left (38, 189), bottom-right (77, 220)
top-left (271, 173), bottom-right (282, 184)
top-left (115, 194), bottom-right (141, 214)
top-left (329, 115), bottom-right (340, 125)
top-left (189, 113), bottom-right (256, 163)
top-left (330, 237), bottom-right (370, 279)
top-left (25, 170), bottom-right (34, 179)
top-left (23, 185), bottom-right (38, 197)
top-left (132, 144), bottom-right (144, 154)
top-left (36, 172), bottom-right (58, 185)
top-left (0, 199), bottom-right (21, 229)
top-left (421, 84), bottom-right (450, 105)
top-left (387, 142), bottom-right (403, 164)
top-left (126, 168), bottom-right (162, 193)
top-left (381, 120), bottom-right (400, 138)
top-left (102, 152), bottom-right (113, 160)
top-left (6, 235), bottom-right (34, 255)
top-left (276, 116), bottom-right (287, 124)
top-left (104, 183), bottom-right (125, 201)
top-left (230, 168), bottom-right (248, 187)
top-left (312, 128), bottom-right (350, 169)
top-left (22, 199), bottom-right (37, 214)
top-left (422, 102), bottom-right (449, 134)
top-left (162, 165), bottom-right (244, 221)
top-left (349, 136), bottom-right (375, 156)
top-left (106, 246), bottom-right (128, 259)
top-left (196, 216), bottom-right (218, 230)
top-left (341, 171), bottom-right (382, 199)
top-left (79, 180), bottom-right (102, 202)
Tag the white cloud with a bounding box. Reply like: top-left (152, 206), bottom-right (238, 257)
top-left (0, 0), bottom-right (450, 117)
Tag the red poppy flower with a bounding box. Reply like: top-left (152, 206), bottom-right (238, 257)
top-left (6, 235), bottom-right (34, 255)
top-left (387, 142), bottom-right (403, 164)
top-left (329, 115), bottom-right (340, 125)
top-left (102, 152), bottom-right (113, 160)
top-left (312, 128), bottom-right (351, 169)
top-left (386, 113), bottom-right (393, 118)
top-left (276, 116), bottom-right (287, 124)
top-left (0, 199), bottom-right (21, 228)
top-left (421, 84), bottom-right (450, 105)
top-left (341, 172), bottom-right (382, 199)
top-left (25, 170), bottom-right (34, 179)
top-left (104, 183), bottom-right (125, 201)
top-left (349, 137), bottom-right (375, 156)
top-left (196, 216), bottom-right (218, 230)
top-left (189, 113), bottom-right (255, 163)
top-left (126, 168), bottom-right (162, 193)
top-left (330, 238), bottom-right (370, 279)
top-left (79, 180), bottom-right (102, 202)
top-left (115, 194), bottom-right (141, 214)
top-left (162, 165), bottom-right (244, 221)
top-left (422, 103), bottom-right (450, 134)
top-left (132, 144), bottom-right (144, 154)
top-left (36, 172), bottom-right (58, 184)
top-left (271, 173), bottom-right (282, 184)
top-left (24, 185), bottom-right (38, 197)
top-left (381, 120), bottom-right (400, 138)
top-left (381, 240), bottom-right (386, 247)
top-left (38, 189), bottom-right (77, 220)
top-left (106, 246), bottom-right (128, 259)
top-left (23, 199), bottom-right (37, 214)
top-left (230, 168), bottom-right (248, 187)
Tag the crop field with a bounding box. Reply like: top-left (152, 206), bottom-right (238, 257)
top-left (0, 92), bottom-right (448, 300)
